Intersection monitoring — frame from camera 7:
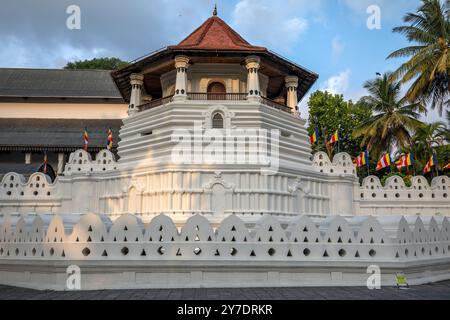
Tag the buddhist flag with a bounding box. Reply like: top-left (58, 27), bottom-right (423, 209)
top-left (423, 153), bottom-right (437, 174)
top-left (443, 162), bottom-right (450, 170)
top-left (354, 150), bottom-right (369, 168)
top-left (376, 153), bottom-right (391, 171)
top-left (395, 153), bottom-right (414, 170)
top-left (84, 127), bottom-right (89, 151)
top-left (329, 130), bottom-right (339, 144)
top-left (43, 152), bottom-right (48, 175)
top-left (107, 128), bottom-right (113, 150)
top-left (423, 161), bottom-right (431, 173)
top-left (310, 128), bottom-right (319, 144)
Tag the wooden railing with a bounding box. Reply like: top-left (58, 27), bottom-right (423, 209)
top-left (260, 96), bottom-right (292, 113)
top-left (187, 92), bottom-right (248, 101)
top-left (138, 95), bottom-right (174, 112)
top-left (137, 93), bottom-right (292, 114)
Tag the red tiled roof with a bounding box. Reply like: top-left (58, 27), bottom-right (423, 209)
top-left (169, 16), bottom-right (266, 51)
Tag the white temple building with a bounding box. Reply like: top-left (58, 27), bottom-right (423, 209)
top-left (0, 11), bottom-right (449, 290)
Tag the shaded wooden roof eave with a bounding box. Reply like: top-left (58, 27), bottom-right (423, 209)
top-left (111, 47), bottom-right (318, 103)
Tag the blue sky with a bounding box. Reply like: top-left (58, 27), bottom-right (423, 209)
top-left (0, 0), bottom-right (442, 121)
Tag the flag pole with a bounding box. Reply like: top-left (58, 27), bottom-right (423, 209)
top-left (337, 127), bottom-right (340, 154)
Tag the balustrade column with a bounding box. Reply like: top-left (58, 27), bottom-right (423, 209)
top-left (245, 55), bottom-right (261, 102)
top-left (285, 75), bottom-right (299, 113)
top-left (128, 73), bottom-right (144, 116)
top-left (173, 55), bottom-right (190, 101)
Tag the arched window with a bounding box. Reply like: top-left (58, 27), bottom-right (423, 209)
top-left (207, 82), bottom-right (226, 100)
top-left (212, 113), bottom-right (224, 129)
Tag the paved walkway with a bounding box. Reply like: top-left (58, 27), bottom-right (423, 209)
top-left (0, 281), bottom-right (450, 300)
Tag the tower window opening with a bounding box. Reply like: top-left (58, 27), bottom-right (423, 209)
top-left (207, 82), bottom-right (226, 100)
top-left (212, 113), bottom-right (224, 129)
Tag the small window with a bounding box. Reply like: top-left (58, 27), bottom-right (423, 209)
top-left (212, 113), bottom-right (224, 129)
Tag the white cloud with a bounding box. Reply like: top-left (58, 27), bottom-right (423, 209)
top-left (0, 35), bottom-right (97, 68)
top-left (331, 36), bottom-right (345, 62)
top-left (232, 0), bottom-right (322, 53)
top-left (297, 69), bottom-right (352, 121)
top-left (321, 69), bottom-right (351, 94)
top-left (0, 0), bottom-right (211, 68)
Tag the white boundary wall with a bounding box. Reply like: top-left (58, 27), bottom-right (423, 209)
top-left (0, 213), bottom-right (449, 290)
top-left (0, 149), bottom-right (449, 220)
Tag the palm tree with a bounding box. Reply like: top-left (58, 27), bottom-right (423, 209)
top-left (353, 73), bottom-right (426, 158)
top-left (412, 121), bottom-right (449, 172)
top-left (387, 0), bottom-right (449, 116)
top-left (414, 121), bottom-right (447, 154)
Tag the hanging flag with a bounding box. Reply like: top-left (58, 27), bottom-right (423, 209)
top-left (423, 153), bottom-right (437, 173)
top-left (354, 151), bottom-right (368, 168)
top-left (444, 162), bottom-right (450, 170)
top-left (43, 152), bottom-right (48, 175)
top-left (329, 130), bottom-right (339, 144)
top-left (423, 161), bottom-right (431, 174)
top-left (430, 152), bottom-right (437, 167)
top-left (376, 153), bottom-right (391, 171)
top-left (395, 153), bottom-right (414, 170)
top-left (107, 128), bottom-right (113, 150)
top-left (310, 128), bottom-right (319, 145)
top-left (84, 127), bottom-right (89, 151)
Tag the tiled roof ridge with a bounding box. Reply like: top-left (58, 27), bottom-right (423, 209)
top-left (174, 15), bottom-right (265, 51)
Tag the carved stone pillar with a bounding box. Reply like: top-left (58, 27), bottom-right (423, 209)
top-left (285, 75), bottom-right (299, 112)
top-left (245, 55), bottom-right (261, 102)
top-left (173, 55), bottom-right (190, 101)
top-left (128, 73), bottom-right (144, 116)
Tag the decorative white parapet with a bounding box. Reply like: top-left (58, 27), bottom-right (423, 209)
top-left (312, 151), bottom-right (357, 176)
top-left (64, 149), bottom-right (117, 175)
top-left (359, 175), bottom-right (450, 216)
top-left (0, 172), bottom-right (58, 210)
top-left (0, 149), bottom-right (119, 215)
top-left (0, 213), bottom-right (449, 290)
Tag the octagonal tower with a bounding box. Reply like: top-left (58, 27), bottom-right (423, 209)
top-left (106, 12), bottom-right (359, 223)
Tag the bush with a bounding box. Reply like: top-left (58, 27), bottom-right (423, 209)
top-left (380, 172), bottom-right (412, 187)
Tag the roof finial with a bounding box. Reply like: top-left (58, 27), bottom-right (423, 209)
top-left (213, 4), bottom-right (218, 16)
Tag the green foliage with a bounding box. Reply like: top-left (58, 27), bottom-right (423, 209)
top-left (353, 73), bottom-right (425, 160)
top-left (64, 57), bottom-right (129, 70)
top-left (307, 90), bottom-right (372, 158)
top-left (380, 172), bottom-right (412, 187)
top-left (398, 121), bottom-right (450, 175)
top-left (388, 0), bottom-right (449, 115)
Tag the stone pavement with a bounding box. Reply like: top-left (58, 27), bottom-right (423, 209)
top-left (0, 281), bottom-right (450, 300)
